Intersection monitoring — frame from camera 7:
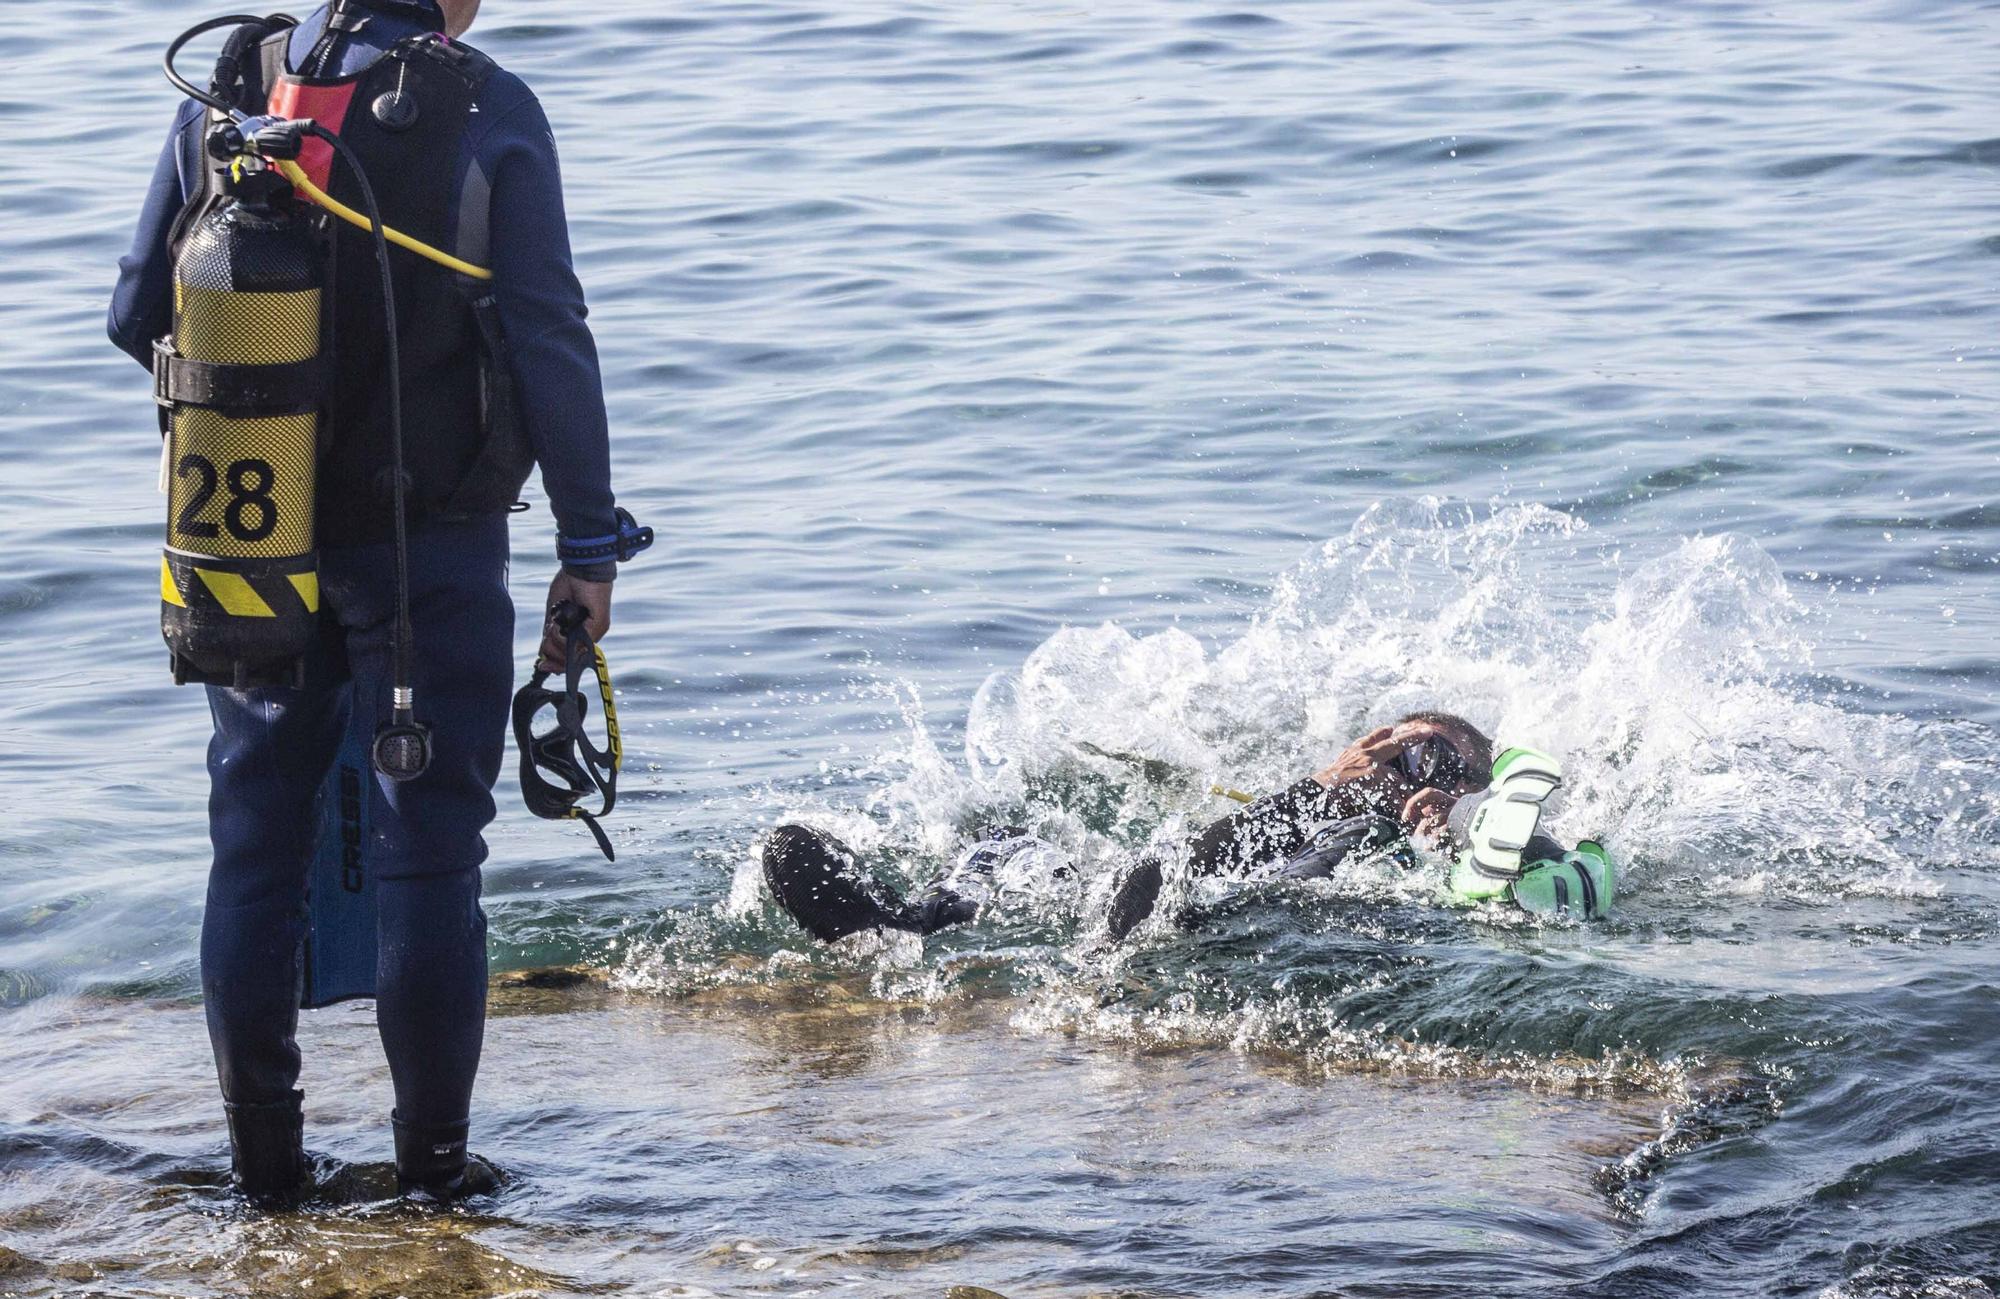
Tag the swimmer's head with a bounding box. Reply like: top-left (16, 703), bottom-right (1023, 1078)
top-left (1388, 711), bottom-right (1492, 797)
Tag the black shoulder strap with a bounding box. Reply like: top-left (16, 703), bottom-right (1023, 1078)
top-left (406, 36), bottom-right (499, 276)
top-left (252, 24), bottom-right (292, 105)
top-left (404, 32), bottom-right (497, 92)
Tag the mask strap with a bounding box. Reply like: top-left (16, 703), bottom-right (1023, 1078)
top-left (526, 603), bottom-right (623, 861)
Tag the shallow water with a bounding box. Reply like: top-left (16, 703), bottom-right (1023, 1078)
top-left (3, 0), bottom-right (1997, 1295)
top-left (3, 982), bottom-right (1661, 1296)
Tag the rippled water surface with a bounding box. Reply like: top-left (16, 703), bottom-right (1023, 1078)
top-left (2, 0), bottom-right (1996, 1295)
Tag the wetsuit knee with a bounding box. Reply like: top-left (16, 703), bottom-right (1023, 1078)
top-left (906, 885), bottom-right (980, 935)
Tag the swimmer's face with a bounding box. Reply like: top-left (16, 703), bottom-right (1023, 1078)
top-left (1385, 720), bottom-right (1485, 798)
top-left (1314, 716), bottom-right (1492, 804)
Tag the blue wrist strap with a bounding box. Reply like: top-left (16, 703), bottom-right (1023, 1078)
top-left (557, 507), bottom-right (655, 565)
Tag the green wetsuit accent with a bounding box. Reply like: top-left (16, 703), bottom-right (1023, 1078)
top-left (1446, 839), bottom-right (1617, 918)
top-left (1507, 841), bottom-right (1617, 919)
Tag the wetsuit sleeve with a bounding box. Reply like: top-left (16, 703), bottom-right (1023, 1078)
top-left (1445, 790), bottom-right (1567, 862)
top-left (1098, 776), bottom-right (1366, 941)
top-left (480, 93), bottom-right (621, 573)
top-left (1184, 776), bottom-right (1355, 877)
top-left (108, 103), bottom-right (202, 369)
top-left (1445, 790), bottom-right (1488, 844)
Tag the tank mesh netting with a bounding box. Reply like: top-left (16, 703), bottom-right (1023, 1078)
top-left (176, 207), bottom-right (318, 293)
top-left (172, 209), bottom-right (320, 364)
top-left (168, 410), bottom-right (317, 559)
top-left (172, 285), bottom-right (321, 366)
top-left (167, 208), bottom-right (320, 560)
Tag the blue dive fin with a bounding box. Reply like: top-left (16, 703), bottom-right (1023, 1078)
top-left (302, 704), bottom-right (379, 1008)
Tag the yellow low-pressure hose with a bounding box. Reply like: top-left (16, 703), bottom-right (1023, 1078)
top-left (274, 158), bottom-right (493, 281)
top-left (1210, 785), bottom-right (1256, 804)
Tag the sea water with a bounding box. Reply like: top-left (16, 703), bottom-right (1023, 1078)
top-left (0, 1), bottom-right (1994, 1294)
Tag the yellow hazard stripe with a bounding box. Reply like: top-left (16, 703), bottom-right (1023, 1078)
top-left (288, 570), bottom-right (320, 613)
top-left (195, 568), bottom-right (276, 618)
top-left (161, 558), bottom-right (186, 608)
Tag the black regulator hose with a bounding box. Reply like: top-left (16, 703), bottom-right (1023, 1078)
top-left (303, 124), bottom-right (431, 782)
top-left (163, 15), bottom-right (273, 113)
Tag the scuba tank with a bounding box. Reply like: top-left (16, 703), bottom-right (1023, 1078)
top-left (155, 12), bottom-right (468, 780)
top-left (155, 126), bottom-right (324, 688)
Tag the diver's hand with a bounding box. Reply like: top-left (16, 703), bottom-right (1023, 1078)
top-left (538, 571), bottom-right (613, 672)
top-left (1401, 787), bottom-right (1456, 841)
top-left (1313, 726), bottom-right (1402, 788)
top-left (1311, 725), bottom-right (1416, 814)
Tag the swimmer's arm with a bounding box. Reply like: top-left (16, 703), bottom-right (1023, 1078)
top-left (1108, 774), bottom-right (1364, 941)
top-left (1184, 777), bottom-right (1346, 877)
top-left (108, 100), bottom-right (204, 369)
top-left (1441, 790), bottom-right (1567, 863)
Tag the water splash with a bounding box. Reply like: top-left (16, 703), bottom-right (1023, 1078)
top-left (944, 500), bottom-right (1998, 903)
top-left (619, 501), bottom-right (2000, 1118)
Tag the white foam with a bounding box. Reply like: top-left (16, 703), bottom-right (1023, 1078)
top-left (621, 501), bottom-right (1999, 1084)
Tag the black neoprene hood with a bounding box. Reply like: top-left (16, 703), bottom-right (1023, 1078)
top-left (346, 0), bottom-right (447, 29)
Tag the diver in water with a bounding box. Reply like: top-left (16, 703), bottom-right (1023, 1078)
top-left (762, 712), bottom-right (1616, 945)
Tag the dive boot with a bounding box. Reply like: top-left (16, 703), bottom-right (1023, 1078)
top-left (1104, 856), bottom-right (1165, 942)
top-left (392, 1114), bottom-right (499, 1201)
top-left (906, 884), bottom-right (980, 933)
top-left (224, 1090), bottom-right (308, 1206)
top-left (762, 824), bottom-right (923, 942)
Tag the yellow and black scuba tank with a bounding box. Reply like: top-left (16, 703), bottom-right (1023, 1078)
top-left (156, 11), bottom-right (491, 780)
top-left (154, 139), bottom-right (324, 688)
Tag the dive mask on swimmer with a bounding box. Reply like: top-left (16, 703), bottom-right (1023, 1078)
top-left (511, 601), bottom-right (622, 861)
top-left (1393, 735), bottom-right (1475, 792)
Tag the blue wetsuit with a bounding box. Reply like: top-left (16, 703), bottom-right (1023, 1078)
top-left (106, 0), bottom-right (620, 1176)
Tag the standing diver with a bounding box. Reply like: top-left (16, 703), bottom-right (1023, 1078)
top-left (108, 0), bottom-right (652, 1202)
top-left (763, 713), bottom-right (1616, 944)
